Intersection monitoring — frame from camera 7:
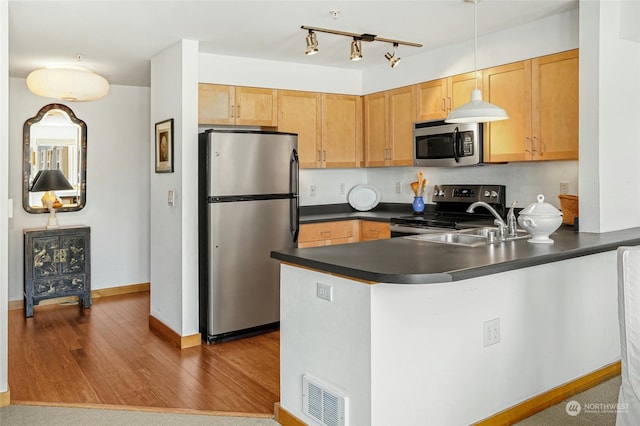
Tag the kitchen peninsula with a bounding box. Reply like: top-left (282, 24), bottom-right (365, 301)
top-left (272, 227), bottom-right (639, 425)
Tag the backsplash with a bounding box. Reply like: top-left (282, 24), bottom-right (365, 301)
top-left (299, 161), bottom-right (578, 210)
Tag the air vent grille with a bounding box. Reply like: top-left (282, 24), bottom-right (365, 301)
top-left (303, 374), bottom-right (348, 426)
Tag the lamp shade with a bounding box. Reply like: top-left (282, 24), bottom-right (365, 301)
top-left (29, 169), bottom-right (73, 192)
top-left (445, 89), bottom-right (509, 124)
top-left (27, 66), bottom-right (109, 102)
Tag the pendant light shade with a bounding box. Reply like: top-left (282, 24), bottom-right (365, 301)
top-left (445, 0), bottom-right (507, 124)
top-left (445, 89), bottom-right (508, 123)
top-left (26, 65), bottom-right (109, 102)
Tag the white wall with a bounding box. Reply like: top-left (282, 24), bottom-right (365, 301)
top-left (0, 0), bottom-right (9, 398)
top-left (7, 79), bottom-right (150, 301)
top-left (149, 39), bottom-right (200, 336)
top-left (363, 8), bottom-right (579, 94)
top-left (579, 0), bottom-right (640, 232)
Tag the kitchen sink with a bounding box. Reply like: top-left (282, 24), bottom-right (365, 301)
top-left (404, 227), bottom-right (530, 247)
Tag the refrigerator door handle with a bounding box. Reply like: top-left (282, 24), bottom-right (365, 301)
top-left (290, 149), bottom-right (299, 242)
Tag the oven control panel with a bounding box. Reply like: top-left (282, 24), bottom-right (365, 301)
top-left (433, 184), bottom-right (505, 204)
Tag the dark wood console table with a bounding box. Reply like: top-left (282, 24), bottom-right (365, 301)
top-left (23, 226), bottom-right (91, 317)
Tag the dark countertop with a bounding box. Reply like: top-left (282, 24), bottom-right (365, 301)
top-left (272, 226), bottom-right (640, 284)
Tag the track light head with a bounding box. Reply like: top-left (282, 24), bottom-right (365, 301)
top-left (305, 30), bottom-right (318, 55)
top-left (385, 43), bottom-right (401, 68)
top-left (350, 38), bottom-right (362, 61)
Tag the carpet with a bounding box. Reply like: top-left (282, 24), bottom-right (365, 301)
top-left (0, 403), bottom-right (280, 426)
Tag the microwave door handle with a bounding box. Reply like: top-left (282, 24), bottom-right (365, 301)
top-left (452, 127), bottom-right (460, 163)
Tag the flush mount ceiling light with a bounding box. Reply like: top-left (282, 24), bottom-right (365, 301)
top-left (26, 55), bottom-right (109, 102)
top-left (305, 30), bottom-right (319, 55)
top-left (384, 43), bottom-right (401, 68)
top-left (301, 25), bottom-right (421, 68)
top-left (445, 0), bottom-right (508, 123)
top-left (350, 38), bottom-right (363, 61)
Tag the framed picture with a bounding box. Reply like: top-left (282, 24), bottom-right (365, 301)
top-left (155, 118), bottom-right (174, 173)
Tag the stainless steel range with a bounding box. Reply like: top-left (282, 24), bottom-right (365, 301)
top-left (390, 184), bottom-right (506, 237)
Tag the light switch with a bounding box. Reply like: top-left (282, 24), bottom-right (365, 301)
top-left (168, 190), bottom-right (175, 206)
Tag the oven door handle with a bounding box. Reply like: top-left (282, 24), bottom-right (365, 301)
top-left (452, 127), bottom-right (460, 163)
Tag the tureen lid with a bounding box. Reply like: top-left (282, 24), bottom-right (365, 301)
top-left (519, 194), bottom-right (563, 216)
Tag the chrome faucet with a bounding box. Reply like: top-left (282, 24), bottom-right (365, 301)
top-left (466, 201), bottom-right (508, 240)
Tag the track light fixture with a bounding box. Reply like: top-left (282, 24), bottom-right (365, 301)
top-left (301, 25), bottom-right (421, 67)
top-left (384, 43), bottom-right (401, 68)
top-left (305, 29), bottom-right (318, 55)
top-left (350, 38), bottom-right (362, 61)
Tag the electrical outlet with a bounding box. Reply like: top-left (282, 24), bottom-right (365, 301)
top-left (560, 181), bottom-right (569, 194)
top-left (395, 181), bottom-right (402, 194)
top-left (316, 282), bottom-right (332, 302)
top-left (339, 183), bottom-right (345, 194)
top-left (483, 318), bottom-right (500, 347)
top-left (310, 185), bottom-right (316, 197)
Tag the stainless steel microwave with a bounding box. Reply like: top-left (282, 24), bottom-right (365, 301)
top-left (413, 120), bottom-right (483, 167)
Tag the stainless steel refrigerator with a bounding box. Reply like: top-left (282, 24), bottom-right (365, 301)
top-left (198, 129), bottom-right (298, 343)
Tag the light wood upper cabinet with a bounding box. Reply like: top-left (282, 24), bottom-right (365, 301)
top-left (482, 61), bottom-right (532, 162)
top-left (364, 85), bottom-right (415, 167)
top-left (416, 72), bottom-right (479, 121)
top-left (278, 91), bottom-right (363, 169)
top-left (483, 49), bottom-right (578, 162)
top-left (363, 91), bottom-right (388, 167)
top-left (278, 90), bottom-right (322, 168)
top-left (198, 84), bottom-right (278, 126)
top-left (532, 50), bottom-right (579, 160)
top-left (321, 94), bottom-right (363, 168)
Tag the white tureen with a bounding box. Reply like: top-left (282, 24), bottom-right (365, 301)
top-left (517, 194), bottom-right (563, 244)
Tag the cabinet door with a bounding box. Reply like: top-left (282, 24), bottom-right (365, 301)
top-left (198, 83), bottom-right (234, 125)
top-left (532, 49), bottom-right (579, 160)
top-left (416, 79), bottom-right (447, 120)
top-left (483, 60), bottom-right (533, 162)
top-left (298, 221), bottom-right (357, 247)
top-left (322, 94), bottom-right (363, 168)
top-left (360, 221), bottom-right (391, 241)
top-left (448, 71), bottom-right (481, 111)
top-left (278, 90), bottom-right (322, 168)
top-left (235, 87), bottom-right (278, 126)
top-left (388, 85), bottom-right (416, 166)
top-left (364, 91), bottom-right (389, 167)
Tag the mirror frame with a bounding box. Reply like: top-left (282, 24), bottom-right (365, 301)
top-left (23, 103), bottom-right (87, 213)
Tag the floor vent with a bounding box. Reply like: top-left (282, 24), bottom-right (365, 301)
top-left (302, 374), bottom-right (348, 426)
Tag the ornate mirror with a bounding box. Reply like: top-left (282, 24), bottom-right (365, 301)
top-left (23, 104), bottom-right (87, 213)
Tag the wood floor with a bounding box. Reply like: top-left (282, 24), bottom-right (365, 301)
top-left (8, 291), bottom-right (280, 415)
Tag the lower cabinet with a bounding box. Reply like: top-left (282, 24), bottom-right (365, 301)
top-left (23, 226), bottom-right (91, 317)
top-left (298, 220), bottom-right (390, 247)
top-left (360, 221), bottom-right (391, 241)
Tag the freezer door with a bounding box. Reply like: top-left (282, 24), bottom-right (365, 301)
top-left (207, 198), bottom-right (295, 337)
top-left (207, 131), bottom-right (297, 197)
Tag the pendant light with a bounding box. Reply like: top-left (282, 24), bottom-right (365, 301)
top-left (26, 55), bottom-right (109, 102)
top-left (445, 0), bottom-right (508, 123)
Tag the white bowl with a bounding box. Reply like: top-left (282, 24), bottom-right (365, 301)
top-left (517, 194), bottom-right (563, 244)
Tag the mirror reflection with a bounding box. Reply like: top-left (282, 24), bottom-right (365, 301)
top-left (23, 103), bottom-right (87, 213)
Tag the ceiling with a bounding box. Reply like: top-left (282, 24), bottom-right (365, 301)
top-left (8, 0), bottom-right (578, 87)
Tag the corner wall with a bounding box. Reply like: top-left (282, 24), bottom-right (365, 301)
top-left (150, 39), bottom-right (200, 337)
top-left (0, 0), bottom-right (9, 399)
top-left (579, 0), bottom-right (640, 232)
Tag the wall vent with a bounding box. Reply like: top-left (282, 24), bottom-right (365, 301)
top-left (302, 374), bottom-right (348, 426)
